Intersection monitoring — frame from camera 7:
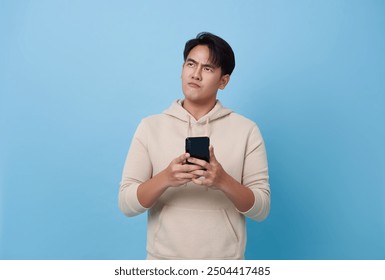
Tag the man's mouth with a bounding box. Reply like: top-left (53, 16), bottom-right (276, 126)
top-left (188, 82), bottom-right (201, 88)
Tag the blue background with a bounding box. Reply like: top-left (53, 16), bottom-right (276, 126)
top-left (1, 0), bottom-right (384, 260)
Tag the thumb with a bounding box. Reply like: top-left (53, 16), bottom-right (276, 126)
top-left (174, 152), bottom-right (190, 164)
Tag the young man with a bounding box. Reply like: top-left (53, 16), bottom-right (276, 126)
top-left (119, 32), bottom-right (270, 260)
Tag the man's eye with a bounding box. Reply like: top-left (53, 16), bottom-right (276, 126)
top-left (186, 62), bottom-right (195, 67)
top-left (204, 67), bottom-right (213, 72)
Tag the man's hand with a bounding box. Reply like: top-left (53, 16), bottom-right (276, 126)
top-left (188, 145), bottom-right (255, 212)
top-left (137, 152), bottom-right (203, 208)
top-left (164, 152), bottom-right (203, 187)
top-left (188, 145), bottom-right (227, 189)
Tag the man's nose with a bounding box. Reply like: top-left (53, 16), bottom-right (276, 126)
top-left (192, 67), bottom-right (202, 80)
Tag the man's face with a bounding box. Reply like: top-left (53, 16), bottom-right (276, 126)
top-left (181, 45), bottom-right (229, 106)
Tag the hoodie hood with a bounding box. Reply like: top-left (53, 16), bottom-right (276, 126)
top-left (163, 99), bottom-right (233, 137)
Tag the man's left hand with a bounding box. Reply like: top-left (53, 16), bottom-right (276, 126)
top-left (188, 145), bottom-right (227, 189)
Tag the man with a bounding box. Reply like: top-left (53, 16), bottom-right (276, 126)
top-left (119, 32), bottom-right (270, 260)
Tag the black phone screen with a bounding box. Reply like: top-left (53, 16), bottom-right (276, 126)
top-left (185, 137), bottom-right (210, 162)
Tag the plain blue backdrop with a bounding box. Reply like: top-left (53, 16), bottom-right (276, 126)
top-left (1, 0), bottom-right (384, 259)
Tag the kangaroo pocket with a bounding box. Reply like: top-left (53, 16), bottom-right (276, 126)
top-left (152, 205), bottom-right (239, 259)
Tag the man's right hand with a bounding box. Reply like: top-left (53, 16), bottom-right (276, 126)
top-left (137, 152), bottom-right (203, 208)
top-left (163, 153), bottom-right (203, 187)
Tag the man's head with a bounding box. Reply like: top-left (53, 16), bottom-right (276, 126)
top-left (183, 32), bottom-right (235, 76)
top-left (181, 32), bottom-right (235, 111)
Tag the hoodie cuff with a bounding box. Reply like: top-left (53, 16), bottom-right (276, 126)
top-left (120, 183), bottom-right (149, 216)
top-left (238, 190), bottom-right (270, 221)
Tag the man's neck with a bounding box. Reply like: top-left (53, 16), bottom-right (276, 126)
top-left (182, 99), bottom-right (217, 120)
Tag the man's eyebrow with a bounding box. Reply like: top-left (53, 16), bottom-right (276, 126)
top-left (186, 58), bottom-right (216, 69)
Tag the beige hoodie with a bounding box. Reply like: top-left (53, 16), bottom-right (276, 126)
top-left (119, 100), bottom-right (270, 259)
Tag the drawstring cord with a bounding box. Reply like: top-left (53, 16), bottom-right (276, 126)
top-left (187, 115), bottom-right (191, 138)
top-left (186, 115), bottom-right (210, 137)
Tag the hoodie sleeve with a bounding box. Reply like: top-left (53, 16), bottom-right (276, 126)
top-left (239, 125), bottom-right (271, 221)
top-left (118, 120), bottom-right (152, 217)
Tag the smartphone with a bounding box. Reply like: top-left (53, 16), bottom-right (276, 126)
top-left (185, 137), bottom-right (210, 163)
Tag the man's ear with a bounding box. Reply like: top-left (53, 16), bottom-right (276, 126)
top-left (219, 74), bottom-right (230, 90)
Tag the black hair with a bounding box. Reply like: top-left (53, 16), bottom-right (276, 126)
top-left (183, 32), bottom-right (235, 76)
